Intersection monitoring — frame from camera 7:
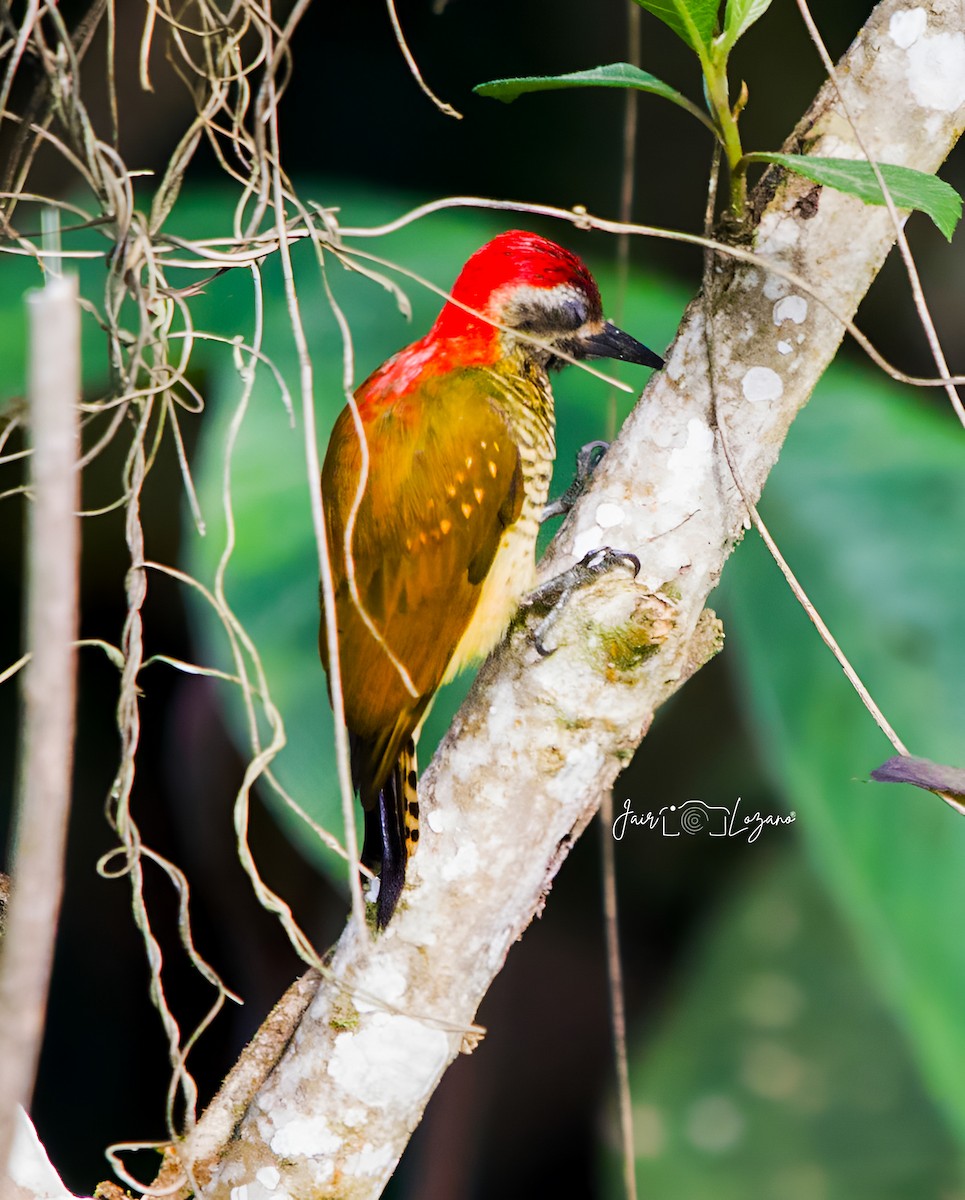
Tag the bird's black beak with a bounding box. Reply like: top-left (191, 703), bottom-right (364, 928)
top-left (580, 321), bottom-right (664, 369)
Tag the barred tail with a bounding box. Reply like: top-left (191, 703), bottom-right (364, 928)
top-left (401, 737), bottom-right (420, 860)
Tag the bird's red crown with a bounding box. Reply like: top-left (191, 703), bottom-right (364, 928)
top-left (358, 231), bottom-right (603, 407)
top-left (449, 230), bottom-right (599, 310)
top-left (431, 230), bottom-right (600, 343)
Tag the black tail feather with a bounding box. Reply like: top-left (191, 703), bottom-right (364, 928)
top-left (360, 804), bottom-right (382, 874)
top-left (349, 731), bottom-right (411, 928)
top-left (375, 769), bottom-right (406, 928)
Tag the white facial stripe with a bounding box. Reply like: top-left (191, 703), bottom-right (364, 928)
top-left (491, 281), bottom-right (590, 321)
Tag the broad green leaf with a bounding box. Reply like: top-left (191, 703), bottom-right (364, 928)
top-left (751, 152), bottom-right (963, 240)
top-left (181, 183), bottom-right (684, 881)
top-left (720, 0), bottom-right (773, 51)
top-left (474, 63), bottom-right (709, 129)
top-left (718, 365), bottom-right (965, 1144)
top-left (632, 0), bottom-right (719, 56)
top-left (603, 850), bottom-right (965, 1196)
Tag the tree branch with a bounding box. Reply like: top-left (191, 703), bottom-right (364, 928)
top-left (181, 1), bottom-right (965, 1195)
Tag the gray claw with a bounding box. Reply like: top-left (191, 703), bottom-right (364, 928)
top-left (527, 546), bottom-right (641, 656)
top-left (542, 441), bottom-right (610, 523)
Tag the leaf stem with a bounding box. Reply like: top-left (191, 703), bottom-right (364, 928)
top-left (679, 7), bottom-right (746, 222)
top-left (704, 53), bottom-right (746, 215)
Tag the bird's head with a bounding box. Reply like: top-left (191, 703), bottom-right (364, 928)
top-left (430, 230), bottom-right (663, 372)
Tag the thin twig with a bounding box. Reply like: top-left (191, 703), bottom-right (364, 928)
top-left (607, 0), bottom-right (641, 442)
top-left (260, 28), bottom-right (367, 934)
top-left (384, 0), bottom-right (461, 120)
top-left (600, 792), bottom-right (637, 1200)
top-left (336, 196), bottom-right (965, 390)
top-left (604, 8), bottom-right (641, 1199)
top-left (794, 0), bottom-right (965, 430)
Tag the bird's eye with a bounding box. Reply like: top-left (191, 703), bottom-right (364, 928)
top-left (556, 297), bottom-right (588, 330)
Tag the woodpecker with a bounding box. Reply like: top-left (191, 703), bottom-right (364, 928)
top-left (320, 230), bottom-right (662, 927)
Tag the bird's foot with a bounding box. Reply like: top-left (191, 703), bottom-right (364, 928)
top-left (524, 547), bottom-right (641, 657)
top-left (542, 441), bottom-right (609, 522)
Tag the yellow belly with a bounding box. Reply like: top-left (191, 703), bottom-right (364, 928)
top-left (443, 520), bottom-right (538, 682)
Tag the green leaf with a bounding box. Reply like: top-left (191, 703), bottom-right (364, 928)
top-left (750, 152), bottom-right (963, 240)
top-left (473, 63), bottom-right (713, 131)
top-left (632, 0), bottom-right (720, 55)
top-left (719, 365), bottom-right (965, 1146)
top-left (720, 0), bottom-right (773, 51)
top-left (476, 63), bottom-right (682, 108)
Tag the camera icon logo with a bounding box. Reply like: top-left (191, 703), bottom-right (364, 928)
top-left (661, 799), bottom-right (730, 837)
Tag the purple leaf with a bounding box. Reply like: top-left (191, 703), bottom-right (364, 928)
top-left (870, 755), bottom-right (965, 799)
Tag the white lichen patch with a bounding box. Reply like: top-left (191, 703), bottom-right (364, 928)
top-left (269, 1113), bottom-right (342, 1160)
top-left (328, 1012), bottom-right (450, 1109)
top-left (742, 367), bottom-right (784, 404)
top-left (664, 347), bottom-right (687, 382)
top-left (308, 1160), bottom-right (336, 1189)
top-left (448, 676), bottom-right (518, 789)
top-left (906, 32), bottom-right (965, 112)
top-left (772, 296), bottom-right (808, 326)
top-left (353, 1142), bottom-right (397, 1177)
top-left (353, 961), bottom-right (408, 1014)
top-left (392, 887), bottom-right (441, 948)
top-left (762, 273), bottom-right (789, 301)
top-left (889, 7), bottom-right (926, 48)
top-left (256, 1167), bottom-right (281, 1191)
top-left (813, 124), bottom-right (860, 158)
top-left (777, 341), bottom-right (792, 355)
top-left (561, 741), bottom-right (607, 790)
top-left (645, 397), bottom-right (694, 450)
top-left (756, 211), bottom-right (800, 257)
top-left (570, 524), bottom-right (607, 562)
top-left (594, 501), bottom-right (625, 529)
top-left (665, 419), bottom-right (714, 506)
top-left (925, 111), bottom-right (944, 138)
top-left (441, 840), bottom-right (480, 882)
top-left (663, 313), bottom-right (708, 385)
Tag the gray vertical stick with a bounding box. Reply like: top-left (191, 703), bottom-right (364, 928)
top-left (0, 274), bottom-right (81, 1187)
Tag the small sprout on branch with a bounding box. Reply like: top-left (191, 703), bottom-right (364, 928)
top-left (474, 0), bottom-right (963, 232)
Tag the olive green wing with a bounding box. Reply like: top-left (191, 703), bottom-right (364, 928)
top-left (320, 369), bottom-right (523, 802)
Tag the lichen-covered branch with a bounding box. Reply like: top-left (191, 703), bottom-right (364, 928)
top-left (184, 2), bottom-right (965, 1196)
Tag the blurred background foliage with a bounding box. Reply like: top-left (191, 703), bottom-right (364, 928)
top-left (1, 1), bottom-right (964, 1198)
